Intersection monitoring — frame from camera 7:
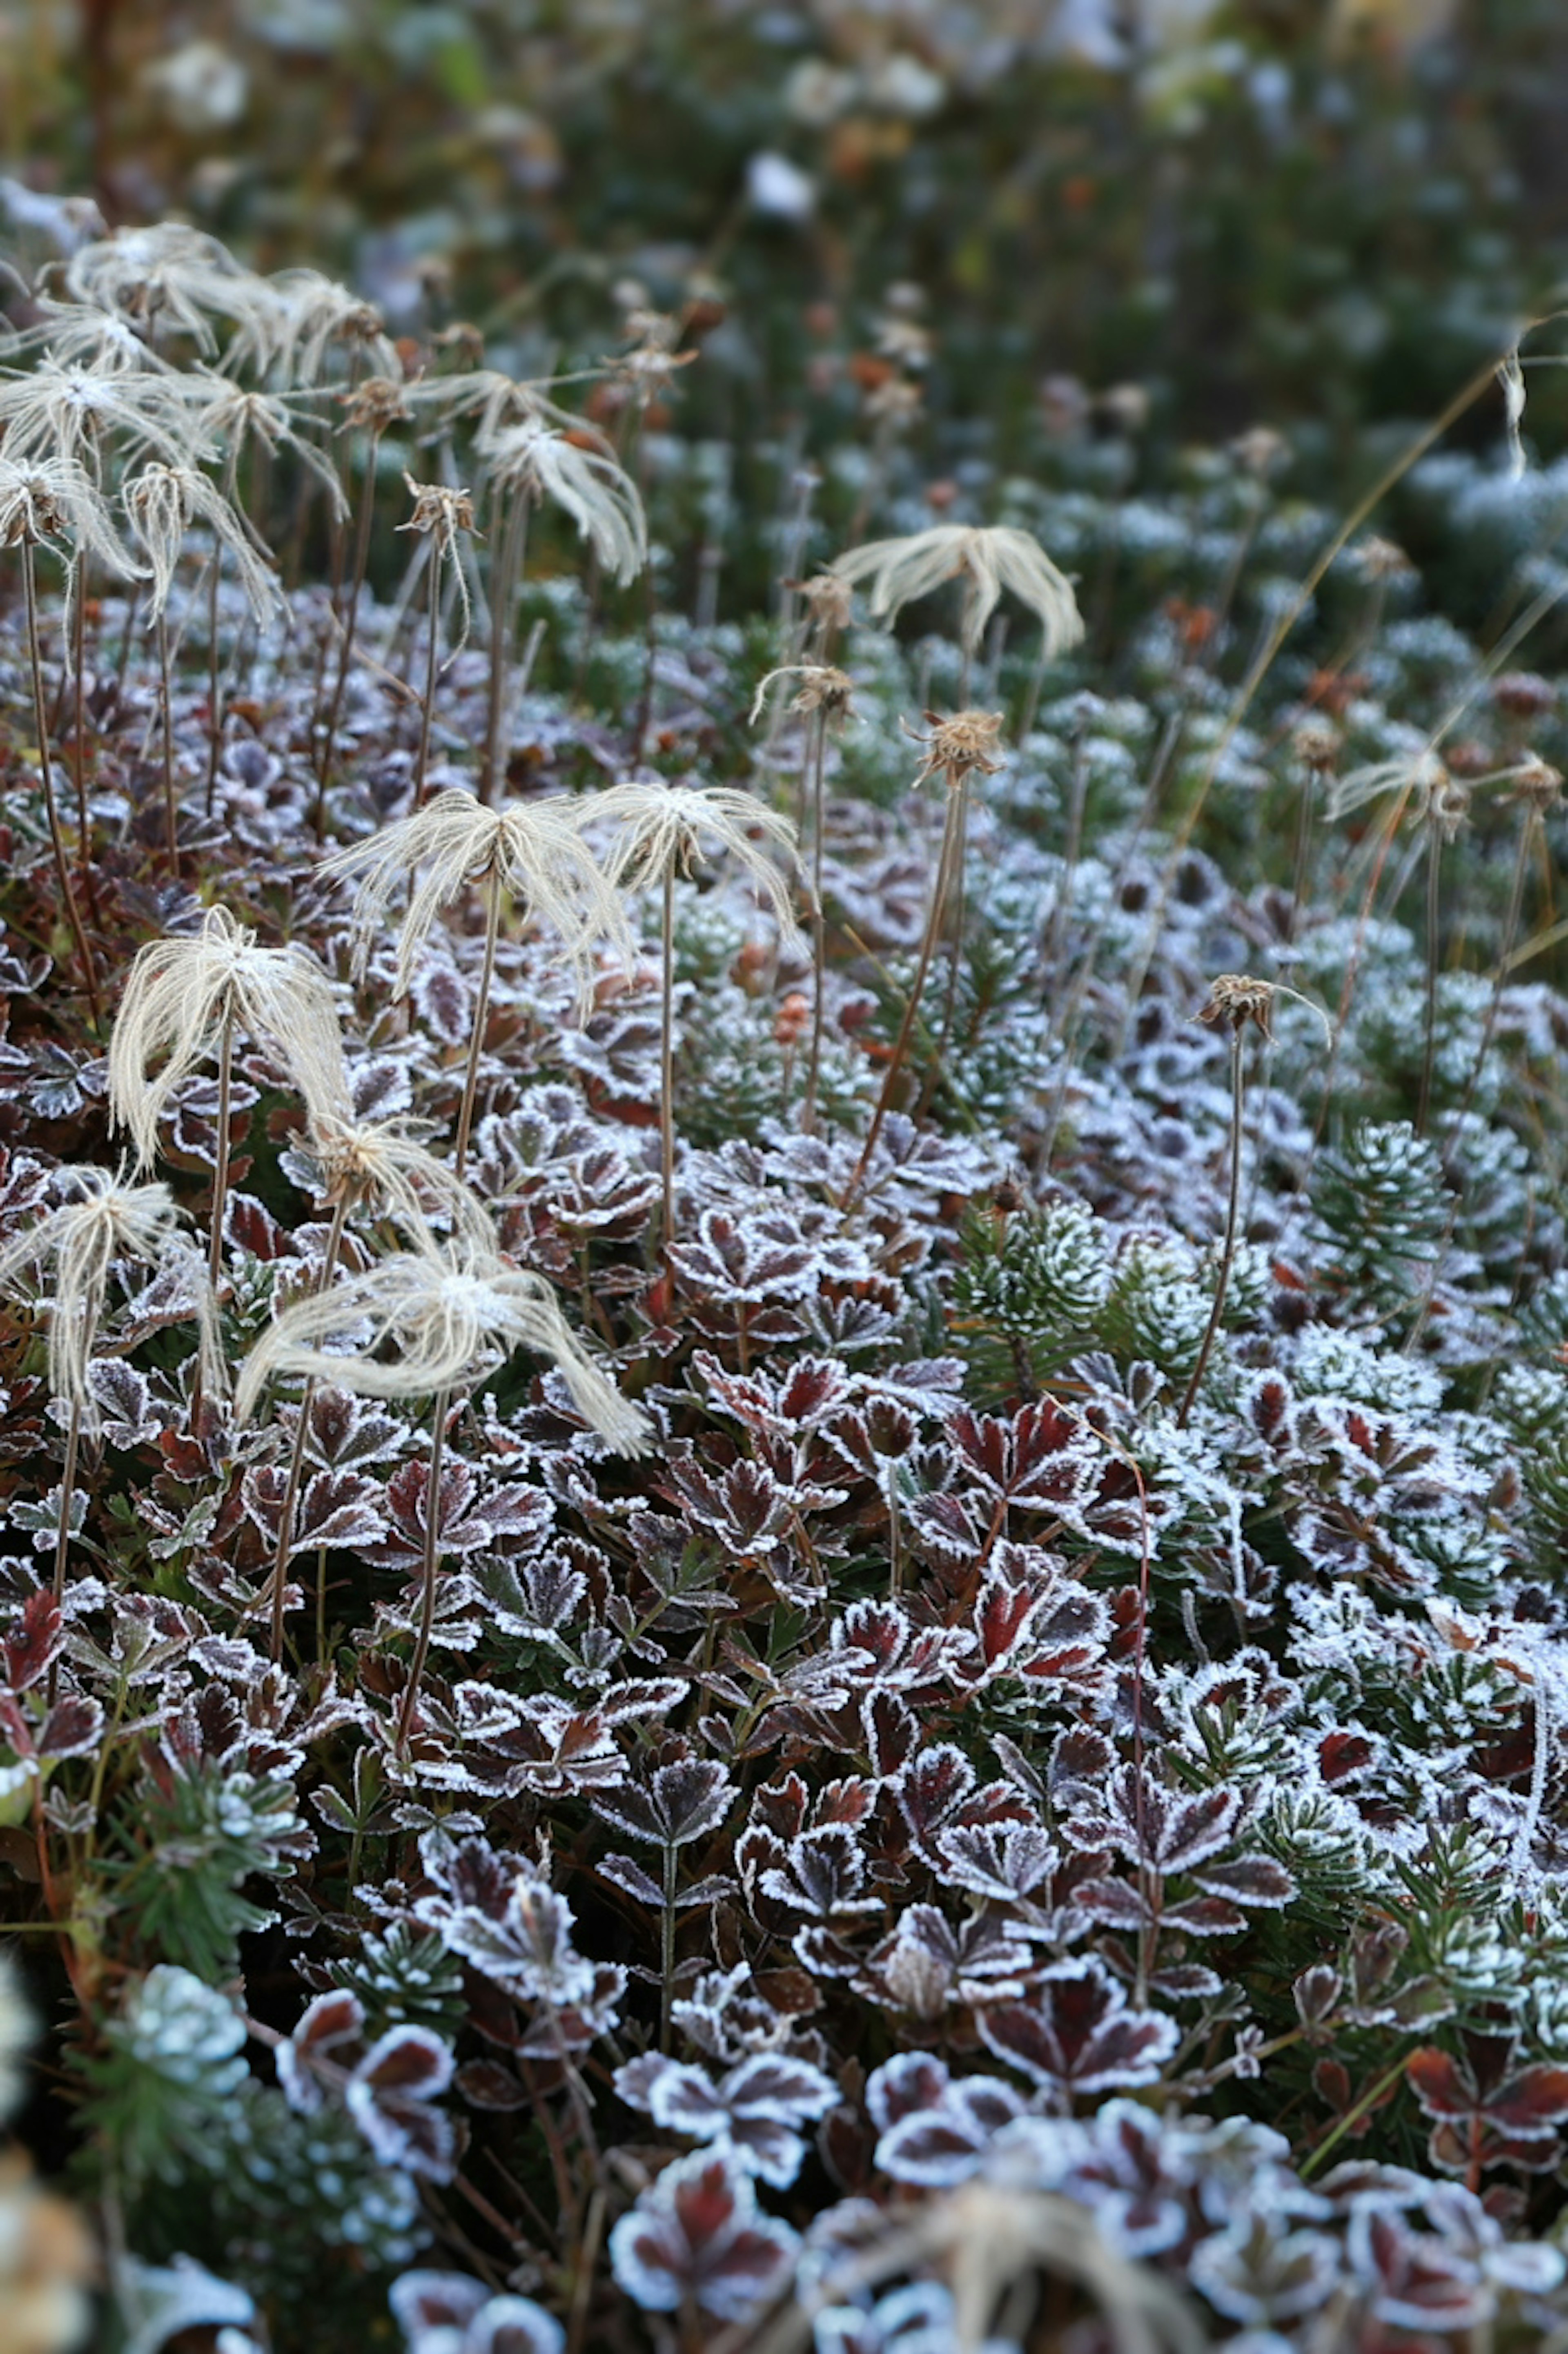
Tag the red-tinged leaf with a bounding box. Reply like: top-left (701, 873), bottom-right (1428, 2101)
top-left (1319, 1730), bottom-right (1377, 1784)
top-left (293, 1989), bottom-right (365, 2056)
top-left (895, 1744), bottom-right (976, 1840)
top-left (4, 1590), bottom-right (62, 1693)
top-left (35, 1694), bottom-right (103, 1759)
top-left (355, 2025), bottom-right (453, 2099)
top-left (599, 1852), bottom-right (665, 1906)
top-left (1162, 1895), bottom-right (1249, 1937)
top-left (977, 1960), bottom-right (1178, 2095)
top-left (225, 1191), bottom-right (290, 1261)
top-left (750, 1774), bottom-right (809, 1841)
top-left (1192, 1855), bottom-right (1296, 1907)
top-left (454, 2059), bottom-right (529, 2110)
top-left (862, 1691), bottom-right (917, 1781)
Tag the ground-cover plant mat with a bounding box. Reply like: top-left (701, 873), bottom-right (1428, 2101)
top-left (6, 215), bottom-right (1568, 2354)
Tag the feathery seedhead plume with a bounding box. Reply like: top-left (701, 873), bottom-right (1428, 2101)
top-left (1325, 744), bottom-right (1450, 824)
top-left (477, 416), bottom-right (647, 586)
top-left (587, 779), bottom-right (805, 952)
top-left (0, 1164), bottom-right (214, 1434)
top-left (406, 369), bottom-right (576, 443)
top-left (748, 663), bottom-right (857, 730)
top-left (906, 708), bottom-right (1006, 789)
top-left (179, 372), bottom-right (348, 513)
top-left (0, 454), bottom-right (139, 623)
top-left (121, 460), bottom-right (280, 624)
top-left (321, 788), bottom-right (634, 1004)
top-left (224, 268), bottom-right (397, 386)
top-left (0, 294), bottom-right (183, 375)
top-left (235, 1240), bottom-right (650, 1455)
top-left (830, 521), bottom-right (1084, 658)
top-left (303, 1108), bottom-right (494, 1252)
top-left (109, 904), bottom-right (349, 1167)
top-left (0, 357), bottom-right (209, 471)
top-left (58, 220), bottom-right (271, 355)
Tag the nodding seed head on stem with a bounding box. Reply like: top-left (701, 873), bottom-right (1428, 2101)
top-left (831, 522), bottom-right (1084, 658)
top-left (476, 414), bottom-right (647, 587)
top-left (748, 663), bottom-right (858, 731)
top-left (234, 1240), bottom-right (652, 1457)
top-left (585, 779), bottom-right (805, 955)
top-left (320, 788), bottom-right (635, 1007)
top-left (303, 1109), bottom-right (494, 1254)
top-left (121, 460), bottom-right (280, 625)
top-left (109, 904), bottom-right (349, 1169)
top-left (0, 1165), bottom-right (219, 1436)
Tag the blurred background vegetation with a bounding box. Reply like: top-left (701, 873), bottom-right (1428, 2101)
top-left (5, 1), bottom-right (1568, 553)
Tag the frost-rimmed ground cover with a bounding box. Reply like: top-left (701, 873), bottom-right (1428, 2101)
top-left (3, 220), bottom-right (1568, 2354)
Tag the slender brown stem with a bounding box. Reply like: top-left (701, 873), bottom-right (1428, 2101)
top-left (918, 779), bottom-right (970, 1120)
top-left (204, 548), bottom-right (223, 816)
top-left (660, 860), bottom-right (676, 1247)
top-left (454, 871), bottom-right (503, 1183)
top-left (53, 1399), bottom-right (82, 1604)
top-left (71, 568), bottom-right (91, 875)
top-left (21, 543), bottom-right (103, 1030)
top-left (396, 1386), bottom-right (450, 1758)
top-left (1417, 825), bottom-right (1442, 1139)
top-left (803, 710), bottom-right (828, 1133)
top-left (483, 488), bottom-right (530, 805)
top-left (1178, 1025), bottom-right (1247, 1426)
top-left (1449, 816), bottom-right (1534, 1151)
top-left (209, 1011), bottom-right (234, 1291)
top-left (268, 1196), bottom-right (350, 1665)
top-left (414, 543), bottom-right (441, 807)
top-left (318, 434), bottom-right (381, 797)
top-left (156, 612), bottom-right (179, 868)
top-left (844, 784), bottom-right (964, 1208)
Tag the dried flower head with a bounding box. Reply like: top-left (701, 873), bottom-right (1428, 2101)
top-left (1503, 751), bottom-right (1564, 814)
top-left (793, 572), bottom-right (855, 638)
top-left (831, 522), bottom-right (1083, 657)
top-left (177, 372), bottom-right (348, 512)
top-left (321, 789), bottom-right (633, 1004)
top-left (906, 708), bottom-right (1006, 789)
top-left (748, 663), bottom-right (857, 730)
top-left (398, 472), bottom-right (479, 648)
top-left (121, 460), bottom-right (279, 624)
top-left (1230, 424), bottom-right (1290, 479)
top-left (477, 416), bottom-right (647, 586)
top-left (235, 1240), bottom-right (650, 1454)
top-left (587, 780), bottom-right (804, 951)
top-left (1197, 974), bottom-right (1277, 1040)
top-left (109, 904), bottom-right (349, 1167)
top-left (0, 1164), bottom-right (216, 1433)
top-left (340, 375), bottom-right (412, 434)
top-left (1291, 717), bottom-right (1341, 774)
